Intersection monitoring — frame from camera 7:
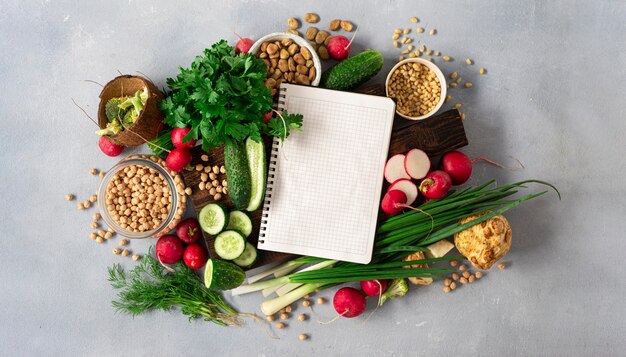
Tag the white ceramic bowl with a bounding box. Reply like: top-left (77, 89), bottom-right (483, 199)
top-left (248, 32), bottom-right (322, 86)
top-left (385, 58), bottom-right (447, 120)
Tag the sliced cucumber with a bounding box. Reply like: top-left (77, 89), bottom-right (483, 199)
top-left (245, 137), bottom-right (266, 212)
top-left (233, 242), bottom-right (258, 268)
top-left (225, 211), bottom-right (253, 237)
top-left (204, 259), bottom-right (246, 290)
top-left (198, 203), bottom-right (228, 235)
top-left (214, 230), bottom-right (246, 260)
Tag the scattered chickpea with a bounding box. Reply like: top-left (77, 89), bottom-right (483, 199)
top-left (279, 307), bottom-right (286, 313)
top-left (122, 249), bottom-right (130, 257)
top-left (497, 263), bottom-right (506, 270)
top-left (92, 213), bottom-right (101, 220)
top-left (132, 254), bottom-right (141, 261)
top-left (442, 55), bottom-right (451, 62)
top-left (199, 182), bottom-right (206, 191)
top-left (91, 222), bottom-right (99, 229)
top-left (99, 171), bottom-right (106, 178)
top-left (280, 313), bottom-right (289, 320)
top-left (461, 113), bottom-right (466, 120)
top-left (266, 314), bottom-right (276, 322)
top-left (209, 172), bottom-right (217, 180)
top-left (456, 77), bottom-right (462, 84)
top-left (449, 282), bottom-right (457, 290)
top-left (204, 166), bottom-right (212, 173)
top-left (299, 334), bottom-right (308, 341)
top-left (450, 83), bottom-right (458, 88)
top-left (95, 237), bottom-right (104, 244)
top-left (468, 275), bottom-right (476, 283)
top-left (89, 232), bottom-right (97, 240)
top-left (443, 286), bottom-right (451, 293)
top-left (89, 168), bottom-right (98, 175)
top-left (276, 322), bottom-right (285, 329)
top-left (220, 166), bottom-right (226, 174)
top-left (459, 264), bottom-right (467, 271)
top-left (285, 305), bottom-right (292, 313)
top-left (119, 239), bottom-right (129, 246)
top-left (200, 173), bottom-right (208, 182)
top-left (104, 231), bottom-right (113, 239)
top-left (452, 273), bottom-right (459, 281)
top-left (435, 51), bottom-right (441, 56)
top-left (97, 229), bottom-right (106, 237)
top-left (195, 164), bottom-right (203, 171)
top-left (77, 203), bottom-right (84, 210)
top-left (65, 194), bottom-right (75, 201)
top-left (462, 271), bottom-right (471, 279)
top-left (223, 187), bottom-right (228, 195)
top-left (297, 313), bottom-right (307, 321)
top-left (200, 154), bottom-right (209, 162)
top-left (454, 103), bottom-right (462, 109)
top-left (443, 278), bottom-right (452, 286)
top-left (216, 186), bottom-right (223, 193)
top-left (475, 271), bottom-right (484, 279)
top-left (303, 294), bottom-right (311, 299)
top-left (113, 248), bottom-right (122, 255)
top-left (209, 187), bottom-right (217, 195)
top-left (212, 166), bottom-right (220, 174)
top-left (83, 200), bottom-right (91, 209)
top-left (302, 299), bottom-right (311, 307)
top-left (445, 95), bottom-right (452, 103)
top-left (214, 193), bottom-right (222, 201)
top-left (89, 194), bottom-right (97, 203)
top-left (222, 179), bottom-right (228, 187)
top-left (460, 277), bottom-right (468, 284)
top-left (316, 297), bottom-right (326, 304)
top-left (185, 187), bottom-right (193, 196)
top-left (479, 68), bottom-right (486, 75)
top-left (450, 72), bottom-right (458, 79)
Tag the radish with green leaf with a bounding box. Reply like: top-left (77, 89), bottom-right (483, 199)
top-left (166, 147), bottom-right (192, 172)
top-left (360, 279), bottom-right (389, 297)
top-left (419, 170), bottom-right (452, 199)
top-left (381, 190), bottom-right (408, 215)
top-left (171, 127), bottom-right (196, 149)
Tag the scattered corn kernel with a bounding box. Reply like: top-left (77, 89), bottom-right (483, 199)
top-left (429, 28), bottom-right (436, 35)
top-left (442, 55), bottom-right (451, 62)
top-left (450, 82), bottom-right (458, 88)
top-left (403, 28), bottom-right (410, 35)
top-left (410, 16), bottom-right (419, 23)
top-left (466, 58), bottom-right (473, 65)
top-left (398, 55), bottom-right (404, 61)
top-left (479, 67), bottom-right (486, 75)
top-left (416, 27), bottom-right (424, 33)
top-left (445, 95), bottom-right (452, 103)
top-left (454, 103), bottom-right (462, 109)
top-left (392, 33), bottom-right (400, 40)
top-left (394, 28), bottom-right (402, 34)
top-left (435, 51), bottom-right (441, 56)
top-left (401, 49), bottom-right (410, 54)
top-left (464, 82), bottom-right (473, 88)
top-left (419, 45), bottom-right (426, 52)
top-left (299, 334), bottom-right (308, 341)
top-left (450, 72), bottom-right (458, 79)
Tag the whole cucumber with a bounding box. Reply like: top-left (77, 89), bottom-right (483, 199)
top-left (223, 140), bottom-right (251, 209)
top-left (320, 50), bottom-right (384, 91)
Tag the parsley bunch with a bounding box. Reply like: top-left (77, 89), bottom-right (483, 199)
top-left (160, 40), bottom-right (302, 150)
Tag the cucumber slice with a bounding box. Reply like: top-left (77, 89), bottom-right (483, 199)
top-left (245, 137), bottom-right (266, 212)
top-left (214, 230), bottom-right (246, 260)
top-left (225, 211), bottom-right (253, 237)
top-left (233, 242), bottom-right (258, 268)
top-left (204, 259), bottom-right (246, 290)
top-left (198, 203), bottom-right (228, 235)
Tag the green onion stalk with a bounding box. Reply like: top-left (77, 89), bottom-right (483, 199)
top-left (236, 180), bottom-right (559, 315)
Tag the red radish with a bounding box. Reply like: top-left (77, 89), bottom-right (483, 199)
top-left (234, 33), bottom-right (254, 54)
top-left (404, 148), bottom-right (430, 180)
top-left (171, 127), bottom-right (196, 149)
top-left (98, 136), bottom-right (124, 157)
top-left (384, 154), bottom-right (411, 183)
top-left (419, 170), bottom-right (452, 199)
top-left (333, 287), bottom-right (367, 318)
top-left (264, 111), bottom-right (273, 124)
top-left (327, 35), bottom-right (351, 60)
top-left (388, 178), bottom-right (418, 205)
top-left (360, 279), bottom-right (389, 296)
top-left (381, 189), bottom-right (407, 215)
top-left (176, 218), bottom-right (201, 244)
top-left (156, 234), bottom-right (184, 264)
top-left (441, 151), bottom-right (472, 185)
top-left (166, 147), bottom-right (192, 172)
top-left (183, 243), bottom-right (208, 269)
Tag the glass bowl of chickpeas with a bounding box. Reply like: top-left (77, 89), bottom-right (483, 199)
top-left (97, 155), bottom-right (187, 239)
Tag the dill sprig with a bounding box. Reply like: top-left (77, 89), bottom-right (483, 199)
top-left (108, 248), bottom-right (239, 326)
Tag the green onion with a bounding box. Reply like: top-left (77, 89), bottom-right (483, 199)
top-left (239, 180), bottom-right (559, 314)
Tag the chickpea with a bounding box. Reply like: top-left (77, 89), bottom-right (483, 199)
top-left (65, 194), bottom-right (74, 201)
top-left (297, 314), bottom-right (307, 321)
top-left (276, 322), bottom-right (285, 329)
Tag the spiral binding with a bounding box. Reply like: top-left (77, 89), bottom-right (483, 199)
top-left (258, 85), bottom-right (287, 244)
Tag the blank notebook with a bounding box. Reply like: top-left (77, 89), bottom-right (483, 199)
top-left (258, 83), bottom-right (396, 264)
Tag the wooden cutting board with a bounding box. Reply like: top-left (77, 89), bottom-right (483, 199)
top-left (181, 85), bottom-right (467, 269)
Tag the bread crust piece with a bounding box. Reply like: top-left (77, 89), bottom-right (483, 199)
top-left (403, 251), bottom-right (433, 285)
top-left (454, 211), bottom-right (512, 270)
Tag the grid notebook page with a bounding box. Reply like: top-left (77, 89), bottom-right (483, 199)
top-left (258, 84), bottom-right (395, 264)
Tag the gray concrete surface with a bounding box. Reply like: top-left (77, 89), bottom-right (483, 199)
top-left (1, 0), bottom-right (625, 356)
